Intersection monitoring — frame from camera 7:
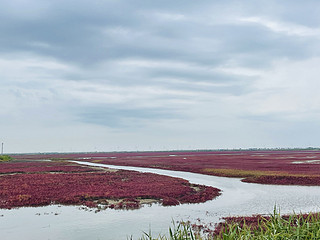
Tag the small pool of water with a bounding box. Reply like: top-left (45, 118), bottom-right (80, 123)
top-left (1, 161), bottom-right (320, 240)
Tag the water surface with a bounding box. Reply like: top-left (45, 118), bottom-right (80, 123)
top-left (1, 161), bottom-right (320, 240)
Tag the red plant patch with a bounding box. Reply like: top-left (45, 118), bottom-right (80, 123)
top-left (213, 215), bottom-right (267, 236)
top-left (0, 161), bottom-right (220, 209)
top-left (27, 150), bottom-right (320, 186)
top-left (0, 161), bottom-right (101, 174)
top-left (12, 150), bottom-right (320, 185)
top-left (213, 212), bottom-right (320, 237)
top-left (243, 175), bottom-right (320, 185)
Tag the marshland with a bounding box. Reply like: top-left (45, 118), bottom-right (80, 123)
top-left (2, 150), bottom-right (320, 239)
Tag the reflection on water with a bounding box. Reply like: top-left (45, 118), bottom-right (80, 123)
top-left (1, 161), bottom-right (320, 240)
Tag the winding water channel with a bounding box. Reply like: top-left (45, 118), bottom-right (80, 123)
top-left (1, 161), bottom-right (320, 240)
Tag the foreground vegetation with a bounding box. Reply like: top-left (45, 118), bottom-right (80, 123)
top-left (139, 210), bottom-right (320, 240)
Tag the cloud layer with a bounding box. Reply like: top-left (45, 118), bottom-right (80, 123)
top-left (1, 0), bottom-right (320, 153)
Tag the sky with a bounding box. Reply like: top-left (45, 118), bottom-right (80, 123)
top-left (1, 0), bottom-right (320, 153)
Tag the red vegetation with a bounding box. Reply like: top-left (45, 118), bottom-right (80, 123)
top-left (0, 161), bottom-right (100, 174)
top-left (213, 213), bottom-right (320, 236)
top-left (243, 175), bottom-right (320, 185)
top-left (24, 150), bottom-right (320, 175)
top-left (20, 150), bottom-right (320, 186)
top-left (0, 161), bottom-right (220, 209)
top-left (213, 215), bottom-right (268, 235)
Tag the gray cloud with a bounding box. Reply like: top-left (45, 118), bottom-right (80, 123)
top-left (1, 0), bottom-right (320, 152)
top-left (77, 106), bottom-right (182, 128)
top-left (1, 0), bottom-right (318, 67)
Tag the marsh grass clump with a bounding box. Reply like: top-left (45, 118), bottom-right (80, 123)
top-left (0, 155), bottom-right (13, 162)
top-left (139, 221), bottom-right (198, 240)
top-left (139, 209), bottom-right (320, 239)
top-left (215, 209), bottom-right (320, 239)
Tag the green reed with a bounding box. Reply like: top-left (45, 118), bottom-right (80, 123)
top-left (137, 209), bottom-right (320, 240)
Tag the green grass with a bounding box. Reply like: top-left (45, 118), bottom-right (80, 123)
top-left (138, 221), bottom-right (197, 240)
top-left (216, 210), bottom-right (320, 240)
top-left (138, 209), bottom-right (320, 240)
top-left (202, 168), bottom-right (289, 178)
top-left (0, 155), bottom-right (13, 162)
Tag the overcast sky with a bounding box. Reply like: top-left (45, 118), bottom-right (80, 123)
top-left (1, 0), bottom-right (320, 153)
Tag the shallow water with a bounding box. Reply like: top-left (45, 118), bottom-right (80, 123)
top-left (1, 161), bottom-right (320, 240)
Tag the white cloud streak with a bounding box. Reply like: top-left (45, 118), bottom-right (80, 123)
top-left (240, 16), bottom-right (320, 37)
